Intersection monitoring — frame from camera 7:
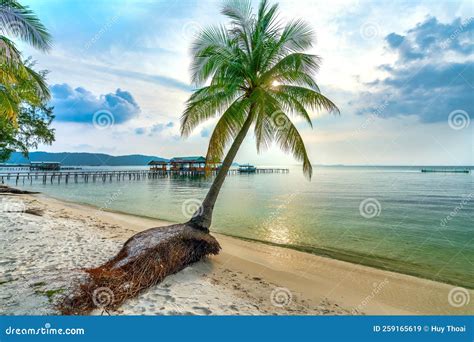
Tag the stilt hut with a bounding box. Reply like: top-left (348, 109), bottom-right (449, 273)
top-left (170, 156), bottom-right (207, 172)
top-left (148, 160), bottom-right (168, 171)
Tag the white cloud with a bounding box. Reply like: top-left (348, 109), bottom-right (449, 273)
top-left (22, 0), bottom-right (473, 165)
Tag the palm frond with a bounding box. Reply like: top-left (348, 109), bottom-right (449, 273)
top-left (23, 62), bottom-right (50, 100)
top-left (272, 112), bottom-right (313, 179)
top-left (259, 19), bottom-right (314, 71)
top-left (205, 98), bottom-right (250, 164)
top-left (190, 25), bottom-right (248, 86)
top-left (1, 56), bottom-right (50, 125)
top-left (253, 88), bottom-right (278, 152)
top-left (0, 84), bottom-right (17, 121)
top-left (278, 19), bottom-right (314, 52)
top-left (260, 52), bottom-right (321, 87)
top-left (268, 89), bottom-right (313, 127)
top-left (221, 0), bottom-right (253, 25)
top-left (181, 84), bottom-right (243, 136)
top-left (0, 35), bottom-right (21, 63)
top-left (0, 0), bottom-right (52, 51)
top-left (279, 85), bottom-right (339, 114)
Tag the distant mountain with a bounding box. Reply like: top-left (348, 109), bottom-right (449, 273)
top-left (6, 152), bottom-right (168, 166)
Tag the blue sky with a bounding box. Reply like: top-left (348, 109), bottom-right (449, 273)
top-left (17, 0), bottom-right (474, 165)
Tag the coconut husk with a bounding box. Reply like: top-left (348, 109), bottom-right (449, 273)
top-left (59, 223), bottom-right (220, 315)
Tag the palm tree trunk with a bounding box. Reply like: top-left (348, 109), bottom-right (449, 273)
top-left (188, 105), bottom-right (256, 231)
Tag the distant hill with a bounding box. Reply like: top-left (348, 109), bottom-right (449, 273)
top-left (6, 152), bottom-right (168, 166)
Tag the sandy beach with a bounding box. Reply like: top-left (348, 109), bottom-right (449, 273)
top-left (0, 191), bottom-right (472, 316)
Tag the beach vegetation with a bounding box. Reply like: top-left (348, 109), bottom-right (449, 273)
top-left (0, 0), bottom-right (53, 161)
top-left (35, 288), bottom-right (65, 303)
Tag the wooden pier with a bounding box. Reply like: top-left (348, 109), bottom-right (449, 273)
top-left (421, 168), bottom-right (470, 174)
top-left (0, 168), bottom-right (289, 186)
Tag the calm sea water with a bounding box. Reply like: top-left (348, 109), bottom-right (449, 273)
top-left (7, 165), bottom-right (473, 287)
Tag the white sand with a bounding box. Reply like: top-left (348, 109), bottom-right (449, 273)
top-left (1, 192), bottom-right (472, 315)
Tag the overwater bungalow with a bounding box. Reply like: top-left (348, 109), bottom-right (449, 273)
top-left (170, 156), bottom-right (221, 172)
top-left (170, 156), bottom-right (207, 172)
top-left (148, 160), bottom-right (168, 171)
top-left (147, 156), bottom-right (221, 173)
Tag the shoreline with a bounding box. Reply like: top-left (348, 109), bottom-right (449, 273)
top-left (216, 233), bottom-right (474, 290)
top-left (1, 191), bottom-right (472, 315)
top-left (36, 192), bottom-right (473, 290)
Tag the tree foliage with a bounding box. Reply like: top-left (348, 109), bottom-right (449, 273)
top-left (0, 0), bottom-right (53, 160)
top-left (181, 0), bottom-right (339, 178)
top-left (0, 104), bottom-right (55, 161)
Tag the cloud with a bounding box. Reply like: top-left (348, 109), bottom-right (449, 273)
top-left (354, 17), bottom-right (474, 123)
top-left (389, 17), bottom-right (474, 62)
top-left (50, 83), bottom-right (140, 124)
top-left (134, 127), bottom-right (146, 135)
top-left (87, 65), bottom-right (193, 92)
top-left (131, 121), bottom-right (175, 136)
top-left (150, 123), bottom-right (165, 134)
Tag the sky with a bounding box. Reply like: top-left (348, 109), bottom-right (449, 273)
top-left (16, 0), bottom-right (474, 166)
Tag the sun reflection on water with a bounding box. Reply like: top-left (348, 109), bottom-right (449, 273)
top-left (261, 193), bottom-right (298, 245)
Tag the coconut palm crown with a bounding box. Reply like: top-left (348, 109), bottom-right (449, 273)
top-left (0, 0), bottom-right (52, 124)
top-left (181, 0), bottom-right (339, 230)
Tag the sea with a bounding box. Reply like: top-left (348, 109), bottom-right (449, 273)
top-left (4, 165), bottom-right (473, 287)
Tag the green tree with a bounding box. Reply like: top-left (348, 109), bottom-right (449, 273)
top-left (0, 0), bottom-right (53, 160)
top-left (1, 0), bottom-right (52, 123)
top-left (0, 103), bottom-right (55, 161)
top-left (181, 0), bottom-right (339, 230)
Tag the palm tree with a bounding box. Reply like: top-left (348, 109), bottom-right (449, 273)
top-left (181, 0), bottom-right (339, 231)
top-left (0, 0), bottom-right (52, 124)
top-left (62, 0), bottom-right (340, 314)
